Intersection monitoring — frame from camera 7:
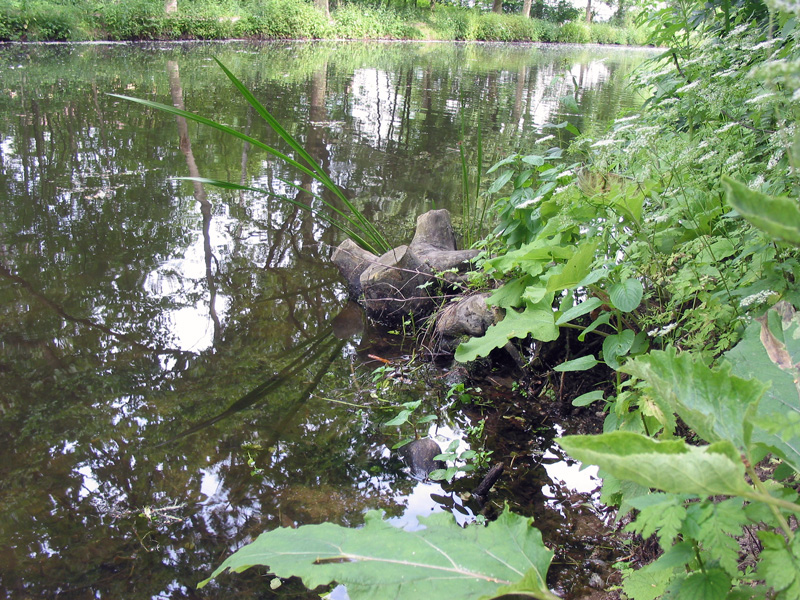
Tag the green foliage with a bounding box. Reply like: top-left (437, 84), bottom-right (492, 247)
top-left (556, 19), bottom-right (590, 43)
top-left (199, 506), bottom-right (560, 600)
top-left (559, 323), bottom-right (800, 597)
top-left (0, 0), bottom-right (647, 42)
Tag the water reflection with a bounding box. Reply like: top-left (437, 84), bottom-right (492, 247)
top-left (0, 40), bottom-right (654, 598)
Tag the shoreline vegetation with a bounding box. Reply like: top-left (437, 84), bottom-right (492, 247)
top-left (0, 0), bottom-right (649, 45)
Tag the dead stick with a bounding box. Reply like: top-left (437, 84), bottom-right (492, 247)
top-left (473, 463), bottom-right (504, 500)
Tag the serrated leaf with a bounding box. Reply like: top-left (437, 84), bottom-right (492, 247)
top-left (757, 531), bottom-right (800, 597)
top-left (623, 348), bottom-right (767, 452)
top-left (609, 278), bottom-right (644, 313)
top-left (677, 569), bottom-right (731, 600)
top-left (626, 493), bottom-right (688, 546)
top-left (723, 176), bottom-right (800, 245)
top-left (685, 499), bottom-right (748, 576)
top-left (558, 432), bottom-right (751, 497)
top-left (455, 306), bottom-right (559, 363)
top-left (621, 563), bottom-right (676, 600)
top-left (199, 507), bottom-right (557, 600)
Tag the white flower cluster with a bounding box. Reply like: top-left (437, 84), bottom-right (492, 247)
top-left (740, 290), bottom-right (774, 308)
top-left (766, 0), bottom-right (800, 16)
top-left (591, 139), bottom-right (620, 148)
top-left (745, 92), bottom-right (776, 104)
top-left (726, 151), bottom-right (746, 166)
top-left (749, 174), bottom-right (766, 189)
top-left (676, 80), bottom-right (701, 94)
top-left (715, 122), bottom-right (739, 134)
top-left (698, 151), bottom-right (718, 163)
top-left (647, 323), bottom-right (678, 337)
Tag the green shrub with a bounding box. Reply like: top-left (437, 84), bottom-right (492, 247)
top-left (533, 18), bottom-right (558, 41)
top-left (556, 19), bottom-right (590, 43)
top-left (331, 5), bottom-right (412, 39)
top-left (428, 8), bottom-right (479, 40)
top-left (474, 12), bottom-right (512, 41)
top-left (0, 7), bottom-right (28, 41)
top-left (96, 0), bottom-right (164, 40)
top-left (589, 22), bottom-right (624, 44)
top-left (244, 0), bottom-right (330, 38)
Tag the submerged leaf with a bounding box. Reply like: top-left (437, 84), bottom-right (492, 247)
top-left (199, 507), bottom-right (558, 600)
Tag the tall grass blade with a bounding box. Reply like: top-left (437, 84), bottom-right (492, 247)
top-left (110, 60), bottom-right (391, 255)
top-left (211, 59), bottom-right (390, 253)
top-left (175, 177), bottom-right (378, 252)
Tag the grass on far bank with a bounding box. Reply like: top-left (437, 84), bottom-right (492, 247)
top-left (0, 0), bottom-right (650, 45)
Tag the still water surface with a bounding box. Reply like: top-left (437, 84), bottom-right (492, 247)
top-left (0, 40), bottom-right (653, 598)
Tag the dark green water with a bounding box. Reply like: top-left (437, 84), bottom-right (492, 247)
top-left (0, 40), bottom-right (653, 599)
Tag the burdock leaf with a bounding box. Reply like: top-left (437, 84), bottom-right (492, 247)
top-left (198, 506), bottom-right (558, 600)
top-left (558, 432), bottom-right (751, 497)
top-left (456, 306), bottom-right (559, 362)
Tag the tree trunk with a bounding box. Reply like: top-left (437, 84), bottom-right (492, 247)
top-left (165, 0), bottom-right (177, 15)
top-left (492, 0), bottom-right (503, 13)
top-left (585, 0), bottom-right (592, 23)
top-left (522, 0), bottom-right (532, 18)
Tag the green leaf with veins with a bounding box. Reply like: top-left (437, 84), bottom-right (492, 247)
top-left (622, 348), bottom-right (767, 452)
top-left (558, 432), bottom-right (751, 497)
top-left (455, 304), bottom-right (559, 362)
top-left (198, 506), bottom-right (559, 600)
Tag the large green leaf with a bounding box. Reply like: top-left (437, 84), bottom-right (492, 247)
top-left (198, 507), bottom-right (558, 600)
top-left (622, 349), bottom-right (767, 452)
top-left (602, 329), bottom-right (635, 369)
top-left (609, 278), bottom-right (643, 313)
top-left (723, 176), bottom-right (800, 246)
top-left (558, 432), bottom-right (751, 497)
top-left (455, 305), bottom-right (559, 362)
top-left (546, 241), bottom-right (599, 292)
top-left (725, 302), bottom-right (800, 472)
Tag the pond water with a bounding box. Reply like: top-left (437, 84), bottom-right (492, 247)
top-left (0, 40), bottom-right (654, 599)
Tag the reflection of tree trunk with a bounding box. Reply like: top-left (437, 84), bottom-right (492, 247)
top-left (294, 63), bottom-right (330, 252)
top-left (511, 66), bottom-right (527, 134)
top-left (167, 60), bottom-right (221, 344)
